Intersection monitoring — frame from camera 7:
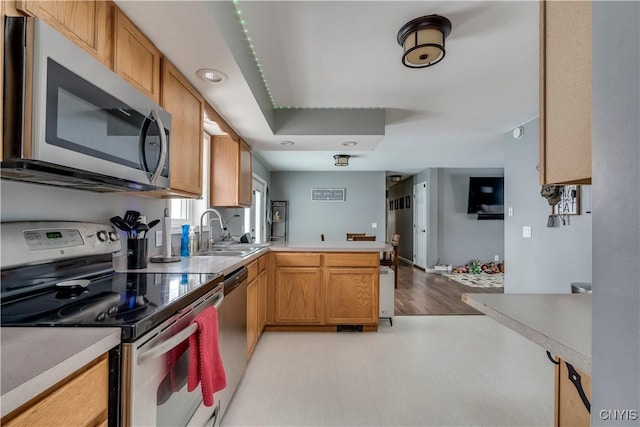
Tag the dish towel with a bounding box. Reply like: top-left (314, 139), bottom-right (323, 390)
top-left (187, 306), bottom-right (226, 406)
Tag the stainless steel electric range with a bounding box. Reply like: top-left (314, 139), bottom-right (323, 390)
top-left (0, 221), bottom-right (224, 426)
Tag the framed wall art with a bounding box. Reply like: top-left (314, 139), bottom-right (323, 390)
top-left (389, 201), bottom-right (393, 210)
top-left (311, 188), bottom-right (345, 202)
top-left (553, 185), bottom-right (580, 215)
top-left (394, 199), bottom-right (399, 210)
top-left (405, 195), bottom-right (411, 209)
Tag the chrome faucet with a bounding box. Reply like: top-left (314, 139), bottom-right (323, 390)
top-left (199, 208), bottom-right (224, 252)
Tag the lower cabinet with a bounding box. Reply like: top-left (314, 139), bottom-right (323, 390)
top-left (268, 252), bottom-right (379, 329)
top-left (325, 267), bottom-right (378, 324)
top-left (555, 358), bottom-right (591, 427)
top-left (2, 354), bottom-right (109, 426)
top-left (247, 276), bottom-right (258, 359)
top-left (274, 267), bottom-right (323, 324)
top-left (247, 255), bottom-right (268, 359)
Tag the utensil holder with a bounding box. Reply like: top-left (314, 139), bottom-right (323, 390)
top-left (127, 238), bottom-right (148, 269)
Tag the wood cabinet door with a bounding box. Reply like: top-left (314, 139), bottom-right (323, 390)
top-left (210, 135), bottom-right (240, 207)
top-left (17, 0), bottom-right (114, 68)
top-left (274, 267), bottom-right (322, 324)
top-left (257, 269), bottom-right (268, 335)
top-left (159, 59), bottom-right (204, 197)
top-left (238, 140), bottom-right (253, 207)
top-left (540, 1), bottom-right (592, 185)
top-left (114, 8), bottom-right (161, 103)
top-left (2, 354), bottom-right (109, 426)
top-left (247, 278), bottom-right (258, 358)
top-left (325, 267), bottom-right (379, 324)
top-left (555, 360), bottom-right (591, 427)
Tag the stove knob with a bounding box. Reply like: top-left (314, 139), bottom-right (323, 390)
top-left (96, 312), bottom-right (107, 321)
top-left (108, 231), bottom-right (119, 242)
top-left (97, 231), bottom-right (108, 242)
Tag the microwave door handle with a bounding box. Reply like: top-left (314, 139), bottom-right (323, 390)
top-left (148, 110), bottom-right (168, 185)
top-left (136, 292), bottom-right (224, 364)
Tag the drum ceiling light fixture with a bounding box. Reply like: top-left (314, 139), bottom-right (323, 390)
top-left (397, 14), bottom-right (452, 68)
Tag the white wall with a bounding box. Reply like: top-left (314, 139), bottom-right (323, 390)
top-left (270, 171), bottom-right (386, 242)
top-left (591, 2), bottom-right (640, 420)
top-left (503, 119), bottom-right (592, 294)
top-left (0, 180), bottom-right (167, 257)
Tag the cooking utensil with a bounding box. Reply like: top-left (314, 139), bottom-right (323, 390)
top-left (124, 210), bottom-right (141, 227)
top-left (147, 219), bottom-right (160, 231)
top-left (133, 222), bottom-right (149, 239)
top-left (110, 216), bottom-right (132, 234)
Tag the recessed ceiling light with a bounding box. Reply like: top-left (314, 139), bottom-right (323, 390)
top-left (280, 141), bottom-right (295, 146)
top-left (196, 68), bottom-right (228, 84)
top-left (342, 141), bottom-right (358, 147)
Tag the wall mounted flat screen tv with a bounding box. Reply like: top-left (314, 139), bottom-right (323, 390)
top-left (467, 177), bottom-right (504, 220)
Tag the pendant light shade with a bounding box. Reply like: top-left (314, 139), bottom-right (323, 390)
top-left (397, 15), bottom-right (452, 68)
top-left (389, 175), bottom-right (402, 182)
top-left (334, 155), bottom-right (350, 166)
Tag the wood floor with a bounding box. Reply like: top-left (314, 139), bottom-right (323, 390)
top-left (394, 261), bottom-right (504, 315)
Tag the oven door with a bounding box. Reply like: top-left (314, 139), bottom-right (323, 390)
top-left (122, 288), bottom-right (223, 427)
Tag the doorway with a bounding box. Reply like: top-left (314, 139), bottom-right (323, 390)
top-left (248, 175), bottom-right (267, 243)
top-left (413, 181), bottom-right (427, 269)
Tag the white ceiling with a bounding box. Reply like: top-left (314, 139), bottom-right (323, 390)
top-left (116, 1), bottom-right (539, 175)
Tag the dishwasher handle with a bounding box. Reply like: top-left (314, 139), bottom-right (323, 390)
top-left (137, 291), bottom-right (224, 364)
top-left (224, 266), bottom-right (248, 295)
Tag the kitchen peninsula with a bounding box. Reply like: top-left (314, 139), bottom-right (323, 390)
top-left (463, 293), bottom-right (591, 427)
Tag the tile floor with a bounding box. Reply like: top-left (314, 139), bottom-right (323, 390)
top-left (221, 316), bottom-right (554, 427)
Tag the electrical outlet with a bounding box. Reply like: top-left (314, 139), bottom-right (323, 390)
top-left (372, 222), bottom-right (378, 229)
top-left (494, 255), bottom-right (499, 262)
top-left (155, 230), bottom-right (163, 247)
top-left (508, 207), bottom-right (514, 217)
top-left (522, 226), bottom-right (532, 238)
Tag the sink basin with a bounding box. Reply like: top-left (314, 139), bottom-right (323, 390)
top-left (193, 246), bottom-right (263, 257)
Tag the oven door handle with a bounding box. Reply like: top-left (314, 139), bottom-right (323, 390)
top-left (137, 292), bottom-right (224, 365)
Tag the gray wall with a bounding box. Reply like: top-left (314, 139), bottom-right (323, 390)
top-left (387, 178), bottom-right (413, 260)
top-left (253, 153), bottom-right (271, 189)
top-left (503, 119), bottom-right (592, 293)
top-left (592, 2), bottom-right (640, 423)
top-left (436, 168), bottom-right (505, 267)
top-left (0, 180), bottom-right (167, 257)
top-left (270, 171), bottom-right (386, 242)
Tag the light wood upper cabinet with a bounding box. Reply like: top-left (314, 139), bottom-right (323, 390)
top-left (539, 1), bottom-right (592, 185)
top-left (2, 354), bottom-right (109, 426)
top-left (114, 8), bottom-right (161, 103)
top-left (16, 0), bottom-right (114, 68)
top-left (210, 136), bottom-right (253, 207)
top-left (157, 59), bottom-right (204, 197)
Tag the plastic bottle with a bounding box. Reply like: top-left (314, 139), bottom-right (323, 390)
top-left (180, 224), bottom-right (190, 256)
top-left (188, 226), bottom-right (198, 255)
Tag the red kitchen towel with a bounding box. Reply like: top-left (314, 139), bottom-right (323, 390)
top-left (187, 306), bottom-right (226, 406)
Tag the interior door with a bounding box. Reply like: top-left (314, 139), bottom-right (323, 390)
top-left (413, 182), bottom-right (427, 269)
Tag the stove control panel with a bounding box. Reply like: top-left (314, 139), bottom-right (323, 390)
top-left (1, 222), bottom-right (122, 269)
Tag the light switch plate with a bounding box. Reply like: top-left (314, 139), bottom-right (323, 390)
top-left (372, 222), bottom-right (378, 229)
top-left (155, 230), bottom-right (163, 247)
top-left (508, 207), bottom-right (514, 217)
top-left (522, 226), bottom-right (532, 238)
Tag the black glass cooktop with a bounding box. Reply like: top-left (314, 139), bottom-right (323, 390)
top-left (1, 267), bottom-right (222, 342)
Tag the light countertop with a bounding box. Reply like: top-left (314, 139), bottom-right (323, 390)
top-left (114, 241), bottom-right (390, 275)
top-left (0, 327), bottom-right (121, 418)
top-left (463, 293), bottom-right (591, 373)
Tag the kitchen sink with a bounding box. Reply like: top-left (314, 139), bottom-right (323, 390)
top-left (192, 246), bottom-right (264, 257)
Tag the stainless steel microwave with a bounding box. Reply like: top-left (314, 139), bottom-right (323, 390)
top-left (2, 17), bottom-right (171, 192)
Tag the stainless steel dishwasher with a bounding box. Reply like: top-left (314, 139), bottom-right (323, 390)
top-left (217, 266), bottom-right (248, 423)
